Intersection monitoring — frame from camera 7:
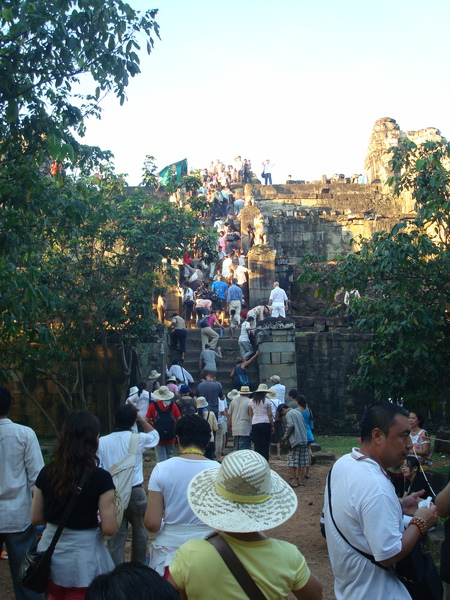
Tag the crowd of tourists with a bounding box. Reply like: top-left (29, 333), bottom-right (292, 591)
top-left (2, 379), bottom-right (450, 600)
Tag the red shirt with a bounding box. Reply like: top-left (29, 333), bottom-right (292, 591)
top-left (146, 401), bottom-right (181, 445)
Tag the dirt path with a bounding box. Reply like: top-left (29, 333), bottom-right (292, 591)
top-left (0, 456), bottom-right (336, 599)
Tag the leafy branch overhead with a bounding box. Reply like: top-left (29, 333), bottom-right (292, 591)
top-left (299, 139), bottom-right (450, 406)
top-left (1, 0), bottom-right (159, 163)
top-left (0, 2), bottom-right (209, 428)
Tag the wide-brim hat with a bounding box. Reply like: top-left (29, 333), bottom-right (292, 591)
top-left (254, 383), bottom-right (272, 394)
top-left (227, 389), bottom-right (240, 400)
top-left (269, 375), bottom-right (280, 383)
top-left (128, 386), bottom-right (139, 396)
top-left (196, 396), bottom-right (208, 409)
top-left (239, 386), bottom-right (252, 395)
top-left (148, 370), bottom-right (161, 379)
top-left (152, 386), bottom-right (174, 401)
top-left (166, 376), bottom-right (177, 383)
top-left (266, 389), bottom-right (279, 399)
top-left (187, 450), bottom-right (297, 533)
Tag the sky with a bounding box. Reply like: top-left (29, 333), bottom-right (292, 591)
top-left (80, 0), bottom-right (450, 185)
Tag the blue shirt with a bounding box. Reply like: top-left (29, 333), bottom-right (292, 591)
top-left (212, 280), bottom-right (228, 300)
top-left (227, 285), bottom-right (243, 302)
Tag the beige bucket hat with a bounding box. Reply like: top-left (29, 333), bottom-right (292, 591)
top-left (148, 370), bottom-right (161, 379)
top-left (227, 389), bottom-right (240, 400)
top-left (152, 386), bottom-right (174, 401)
top-left (187, 450), bottom-right (297, 532)
top-left (196, 396), bottom-right (208, 409)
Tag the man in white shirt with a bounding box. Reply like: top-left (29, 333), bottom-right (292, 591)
top-left (238, 315), bottom-right (255, 360)
top-left (98, 404), bottom-right (159, 566)
top-left (166, 360), bottom-right (194, 387)
top-left (268, 281), bottom-right (289, 317)
top-left (324, 402), bottom-right (437, 600)
top-left (0, 387), bottom-right (44, 600)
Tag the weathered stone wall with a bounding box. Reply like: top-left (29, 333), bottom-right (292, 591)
top-left (364, 116), bottom-right (444, 194)
top-left (296, 331), bottom-right (374, 433)
top-left (8, 326), bottom-right (169, 436)
top-left (256, 320), bottom-right (297, 400)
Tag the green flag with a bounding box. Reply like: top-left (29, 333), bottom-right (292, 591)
top-left (159, 158), bottom-right (188, 186)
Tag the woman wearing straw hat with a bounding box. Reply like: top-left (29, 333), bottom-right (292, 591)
top-left (145, 416), bottom-right (219, 578)
top-left (249, 384), bottom-right (274, 461)
top-left (168, 450), bottom-right (323, 599)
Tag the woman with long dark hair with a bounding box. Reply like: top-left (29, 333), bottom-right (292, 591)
top-left (31, 411), bottom-right (118, 600)
top-left (248, 384), bottom-right (274, 461)
top-left (400, 455), bottom-right (434, 500)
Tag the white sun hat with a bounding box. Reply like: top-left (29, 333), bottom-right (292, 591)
top-left (152, 386), bottom-right (174, 401)
top-left (187, 450), bottom-right (297, 533)
top-left (128, 386), bottom-right (139, 396)
top-left (227, 389), bottom-right (240, 400)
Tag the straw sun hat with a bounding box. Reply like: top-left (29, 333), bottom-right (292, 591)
top-left (152, 386), bottom-right (174, 401)
top-left (254, 383), bottom-right (278, 398)
top-left (148, 370), bottom-right (161, 379)
top-left (187, 450), bottom-right (297, 533)
top-left (227, 389), bottom-right (240, 400)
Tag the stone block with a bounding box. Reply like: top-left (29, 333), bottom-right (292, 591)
top-left (312, 451), bottom-right (335, 463)
top-left (258, 352), bottom-right (271, 365)
top-left (270, 352), bottom-right (281, 364)
top-left (280, 352), bottom-right (295, 364)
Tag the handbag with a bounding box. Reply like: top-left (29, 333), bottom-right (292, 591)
top-left (206, 532), bottom-right (267, 600)
top-left (327, 467), bottom-right (442, 600)
top-left (18, 469), bottom-right (88, 593)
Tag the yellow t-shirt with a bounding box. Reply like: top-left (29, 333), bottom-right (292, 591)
top-left (169, 532), bottom-right (311, 599)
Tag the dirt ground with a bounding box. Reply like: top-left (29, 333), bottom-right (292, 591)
top-left (0, 455), bottom-right (335, 599)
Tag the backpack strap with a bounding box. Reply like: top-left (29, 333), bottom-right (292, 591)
top-left (206, 533), bottom-right (267, 600)
top-left (129, 432), bottom-right (140, 456)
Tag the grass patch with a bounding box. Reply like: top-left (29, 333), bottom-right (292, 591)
top-left (316, 435), bottom-right (359, 458)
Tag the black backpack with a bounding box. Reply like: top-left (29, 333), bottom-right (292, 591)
top-left (154, 402), bottom-right (175, 441)
top-left (198, 316), bottom-right (209, 328)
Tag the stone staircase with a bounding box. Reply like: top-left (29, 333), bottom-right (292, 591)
top-left (168, 327), bottom-right (259, 396)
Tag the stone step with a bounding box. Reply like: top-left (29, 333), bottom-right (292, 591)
top-left (169, 326), bottom-right (260, 396)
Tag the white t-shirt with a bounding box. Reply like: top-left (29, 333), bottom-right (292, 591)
top-left (148, 457), bottom-right (218, 526)
top-left (98, 430), bottom-right (160, 486)
top-left (250, 399), bottom-right (271, 425)
top-left (217, 398), bottom-right (228, 425)
top-left (222, 257), bottom-right (232, 278)
top-left (239, 321), bottom-right (253, 342)
top-left (269, 286), bottom-right (288, 304)
top-left (269, 383), bottom-right (286, 406)
top-left (324, 450), bottom-right (409, 600)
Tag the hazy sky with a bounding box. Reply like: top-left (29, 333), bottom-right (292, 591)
top-left (81, 0), bottom-right (450, 185)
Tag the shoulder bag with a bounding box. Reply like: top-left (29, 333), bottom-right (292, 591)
top-left (18, 469), bottom-right (89, 594)
top-left (206, 532), bottom-right (267, 600)
top-left (327, 467), bottom-right (442, 600)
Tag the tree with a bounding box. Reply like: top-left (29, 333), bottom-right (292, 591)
top-left (299, 139), bottom-right (450, 408)
top-left (0, 3), bottom-right (210, 429)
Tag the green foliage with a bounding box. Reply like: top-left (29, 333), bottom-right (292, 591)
top-left (141, 155), bottom-right (159, 189)
top-left (298, 139), bottom-right (450, 406)
top-left (1, 0), bottom-right (159, 168)
top-left (0, 2), bottom-right (206, 426)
